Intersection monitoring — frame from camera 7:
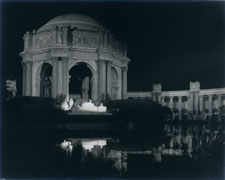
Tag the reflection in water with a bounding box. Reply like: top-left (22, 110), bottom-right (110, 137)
top-left (57, 122), bottom-right (223, 175)
top-left (68, 138), bottom-right (107, 151)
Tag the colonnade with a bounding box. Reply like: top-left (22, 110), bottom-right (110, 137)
top-left (158, 94), bottom-right (224, 120)
top-left (127, 82), bottom-right (225, 120)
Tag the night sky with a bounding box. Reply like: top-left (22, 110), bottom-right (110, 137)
top-left (1, 1), bottom-right (225, 95)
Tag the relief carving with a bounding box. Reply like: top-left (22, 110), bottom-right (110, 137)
top-left (72, 31), bottom-right (97, 47)
top-left (83, 36), bottom-right (97, 47)
top-left (72, 35), bottom-right (83, 46)
top-left (36, 35), bottom-right (52, 49)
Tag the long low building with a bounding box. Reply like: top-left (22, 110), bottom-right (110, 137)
top-left (127, 82), bottom-right (225, 120)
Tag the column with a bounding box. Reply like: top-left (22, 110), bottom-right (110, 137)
top-left (52, 57), bottom-right (58, 98)
top-left (91, 74), bottom-right (98, 103)
top-left (57, 59), bottom-right (63, 94)
top-left (106, 61), bottom-right (111, 98)
top-left (208, 95), bottom-right (212, 118)
top-left (178, 96), bottom-right (182, 120)
top-left (98, 60), bottom-right (106, 101)
top-left (189, 93), bottom-right (193, 113)
top-left (118, 68), bottom-right (122, 99)
top-left (25, 61), bottom-right (32, 96)
top-left (194, 93), bottom-right (199, 113)
top-left (169, 97), bottom-right (173, 109)
top-left (103, 61), bottom-right (106, 96)
top-left (62, 57), bottom-right (68, 96)
top-left (218, 94), bottom-right (222, 114)
top-left (187, 96), bottom-right (190, 119)
top-left (22, 62), bottom-right (26, 96)
top-left (199, 95), bottom-right (203, 113)
top-left (122, 67), bottom-right (127, 99)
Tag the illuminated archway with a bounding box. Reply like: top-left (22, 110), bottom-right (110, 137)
top-left (69, 62), bottom-right (93, 101)
top-left (40, 63), bottom-right (52, 97)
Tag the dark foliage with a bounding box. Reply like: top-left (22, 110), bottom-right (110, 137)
top-left (110, 99), bottom-right (172, 147)
top-left (2, 96), bottom-right (66, 128)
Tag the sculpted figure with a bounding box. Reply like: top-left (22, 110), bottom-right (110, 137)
top-left (81, 76), bottom-right (90, 102)
top-left (43, 76), bottom-right (52, 97)
top-left (24, 33), bottom-right (29, 49)
top-left (5, 80), bottom-right (17, 100)
top-left (56, 27), bottom-right (63, 44)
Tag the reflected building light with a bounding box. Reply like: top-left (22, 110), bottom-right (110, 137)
top-left (81, 139), bottom-right (107, 151)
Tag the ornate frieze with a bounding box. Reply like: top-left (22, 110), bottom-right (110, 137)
top-left (72, 31), bottom-right (98, 48)
top-left (35, 35), bottom-right (53, 49)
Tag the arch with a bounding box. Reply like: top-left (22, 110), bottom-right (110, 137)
top-left (40, 63), bottom-right (52, 97)
top-left (173, 96), bottom-right (179, 111)
top-left (69, 60), bottom-right (96, 75)
top-left (111, 67), bottom-right (119, 100)
top-left (69, 62), bottom-right (93, 102)
top-left (34, 62), bottom-right (52, 97)
top-left (181, 96), bottom-right (188, 110)
top-left (34, 62), bottom-right (53, 97)
top-left (212, 94), bottom-right (218, 110)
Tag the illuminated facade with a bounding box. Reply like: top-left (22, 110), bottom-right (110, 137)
top-left (20, 14), bottom-right (130, 103)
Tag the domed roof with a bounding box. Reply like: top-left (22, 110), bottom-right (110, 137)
top-left (38, 14), bottom-right (105, 33)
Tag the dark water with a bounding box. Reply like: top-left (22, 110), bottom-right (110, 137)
top-left (2, 121), bottom-right (224, 179)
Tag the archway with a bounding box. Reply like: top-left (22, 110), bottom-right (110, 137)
top-left (69, 62), bottom-right (93, 101)
top-left (40, 63), bottom-right (52, 97)
top-left (111, 67), bottom-right (119, 100)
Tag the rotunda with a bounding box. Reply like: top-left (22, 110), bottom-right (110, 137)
top-left (20, 14), bottom-right (130, 103)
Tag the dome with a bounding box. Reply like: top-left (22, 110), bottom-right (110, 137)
top-left (38, 14), bottom-right (105, 33)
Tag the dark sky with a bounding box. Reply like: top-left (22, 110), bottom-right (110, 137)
top-left (1, 1), bottom-right (225, 95)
